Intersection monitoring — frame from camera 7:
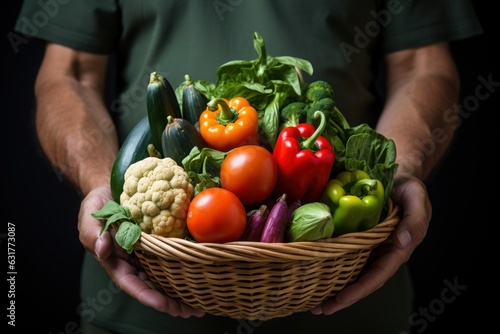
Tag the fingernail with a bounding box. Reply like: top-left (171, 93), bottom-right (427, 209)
top-left (398, 230), bottom-right (411, 248)
top-left (95, 237), bottom-right (103, 259)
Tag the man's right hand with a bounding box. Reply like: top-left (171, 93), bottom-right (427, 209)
top-left (78, 185), bottom-right (205, 318)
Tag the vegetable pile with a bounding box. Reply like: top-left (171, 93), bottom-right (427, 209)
top-left (92, 32), bottom-right (398, 252)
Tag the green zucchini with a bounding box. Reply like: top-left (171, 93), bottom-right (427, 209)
top-left (181, 74), bottom-right (208, 129)
top-left (161, 116), bottom-right (207, 166)
top-left (110, 116), bottom-right (152, 202)
top-left (147, 72), bottom-right (181, 157)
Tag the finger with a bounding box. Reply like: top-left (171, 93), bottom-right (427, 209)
top-left (94, 231), bottom-right (114, 259)
top-left (78, 186), bottom-right (113, 254)
top-left (392, 180), bottom-right (431, 249)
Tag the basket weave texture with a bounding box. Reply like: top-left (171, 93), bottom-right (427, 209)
top-left (134, 199), bottom-right (400, 321)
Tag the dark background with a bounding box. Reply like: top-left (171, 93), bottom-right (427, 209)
top-left (4, 1), bottom-right (498, 333)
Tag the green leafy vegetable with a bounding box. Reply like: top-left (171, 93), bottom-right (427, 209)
top-left (179, 32), bottom-right (314, 150)
top-left (286, 202), bottom-right (334, 242)
top-left (91, 200), bottom-right (141, 254)
top-left (172, 32), bottom-right (398, 200)
top-left (114, 221), bottom-right (142, 253)
top-left (182, 146), bottom-right (229, 195)
top-left (337, 124), bottom-right (398, 201)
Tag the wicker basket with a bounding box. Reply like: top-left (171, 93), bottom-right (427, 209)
top-left (134, 199), bottom-right (400, 321)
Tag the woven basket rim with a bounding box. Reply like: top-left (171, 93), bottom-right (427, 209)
top-left (135, 198), bottom-right (400, 263)
top-left (133, 198), bottom-right (401, 320)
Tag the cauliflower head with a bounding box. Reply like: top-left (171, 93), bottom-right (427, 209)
top-left (120, 157), bottom-right (194, 238)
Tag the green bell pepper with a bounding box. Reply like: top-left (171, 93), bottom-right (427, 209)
top-left (320, 170), bottom-right (384, 236)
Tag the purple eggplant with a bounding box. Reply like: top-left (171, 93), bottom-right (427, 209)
top-left (260, 194), bottom-right (289, 243)
top-left (239, 205), bottom-right (269, 241)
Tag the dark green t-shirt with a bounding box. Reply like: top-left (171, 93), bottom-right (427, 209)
top-left (15, 1), bottom-right (482, 333)
top-left (15, 0), bottom-right (482, 139)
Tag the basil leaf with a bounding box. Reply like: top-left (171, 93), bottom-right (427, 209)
top-left (274, 56), bottom-right (314, 76)
top-left (115, 221), bottom-right (142, 254)
top-left (90, 200), bottom-right (125, 219)
top-left (91, 200), bottom-right (139, 246)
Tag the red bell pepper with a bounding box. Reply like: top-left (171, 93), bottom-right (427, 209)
top-left (272, 111), bottom-right (335, 204)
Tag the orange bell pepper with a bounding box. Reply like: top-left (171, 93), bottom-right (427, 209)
top-left (199, 97), bottom-right (259, 151)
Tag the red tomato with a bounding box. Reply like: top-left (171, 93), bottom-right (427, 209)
top-left (220, 145), bottom-right (278, 206)
top-left (187, 188), bottom-right (246, 243)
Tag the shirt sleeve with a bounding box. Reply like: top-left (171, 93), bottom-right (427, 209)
top-left (379, 0), bottom-right (483, 54)
top-left (14, 0), bottom-right (120, 54)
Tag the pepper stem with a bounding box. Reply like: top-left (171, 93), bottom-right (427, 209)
top-left (349, 179), bottom-right (378, 197)
top-left (301, 110), bottom-right (326, 150)
top-left (207, 98), bottom-right (238, 125)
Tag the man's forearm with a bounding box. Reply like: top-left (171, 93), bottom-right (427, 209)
top-left (35, 45), bottom-right (118, 196)
top-left (376, 42), bottom-right (460, 182)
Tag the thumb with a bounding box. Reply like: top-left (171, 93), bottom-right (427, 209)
top-left (78, 185), bottom-right (114, 259)
top-left (95, 230), bottom-right (114, 260)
